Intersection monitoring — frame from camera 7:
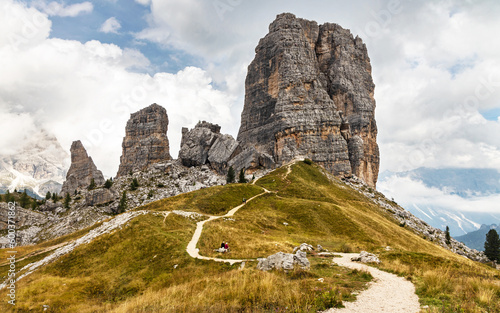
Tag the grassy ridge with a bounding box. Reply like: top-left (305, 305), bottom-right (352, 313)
top-left (1, 161), bottom-right (499, 312)
top-left (139, 184), bottom-right (263, 215)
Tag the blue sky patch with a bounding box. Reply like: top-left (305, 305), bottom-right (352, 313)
top-left (480, 107), bottom-right (500, 121)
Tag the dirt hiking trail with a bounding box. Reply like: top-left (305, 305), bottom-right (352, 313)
top-left (324, 253), bottom-right (420, 313)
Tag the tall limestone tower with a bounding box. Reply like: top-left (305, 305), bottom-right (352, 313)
top-left (117, 103), bottom-right (172, 177)
top-left (237, 13), bottom-right (380, 186)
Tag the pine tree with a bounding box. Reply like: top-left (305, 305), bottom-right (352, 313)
top-left (226, 166), bottom-right (235, 184)
top-left (5, 190), bottom-right (12, 203)
top-left (130, 178), bottom-right (139, 191)
top-left (484, 229), bottom-right (500, 262)
top-left (88, 178), bottom-right (96, 190)
top-left (104, 178), bottom-right (113, 189)
top-left (238, 169), bottom-right (247, 183)
top-left (19, 190), bottom-right (30, 208)
top-left (64, 193), bottom-right (71, 209)
top-left (118, 191), bottom-right (127, 214)
top-left (31, 199), bottom-right (38, 210)
top-left (445, 226), bottom-right (451, 245)
top-left (46, 191), bottom-right (51, 200)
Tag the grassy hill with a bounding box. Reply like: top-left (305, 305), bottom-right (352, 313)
top-left (1, 161), bottom-right (499, 312)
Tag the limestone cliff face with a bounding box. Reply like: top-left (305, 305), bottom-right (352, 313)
top-left (237, 13), bottom-right (379, 186)
top-left (117, 104), bottom-right (172, 177)
top-left (61, 140), bottom-right (105, 195)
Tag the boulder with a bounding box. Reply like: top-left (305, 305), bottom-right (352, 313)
top-left (257, 250), bottom-right (310, 271)
top-left (351, 251), bottom-right (381, 264)
top-left (293, 243), bottom-right (315, 253)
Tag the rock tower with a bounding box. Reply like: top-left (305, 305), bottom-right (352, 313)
top-left (237, 13), bottom-right (379, 186)
top-left (61, 140), bottom-right (105, 195)
top-left (117, 103), bottom-right (171, 177)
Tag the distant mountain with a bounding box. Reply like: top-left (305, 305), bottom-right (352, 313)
top-left (455, 224), bottom-right (498, 251)
top-left (0, 129), bottom-right (69, 197)
top-left (378, 168), bottom-right (500, 236)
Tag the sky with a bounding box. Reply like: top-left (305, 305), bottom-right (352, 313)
top-left (1, 1), bottom-right (500, 194)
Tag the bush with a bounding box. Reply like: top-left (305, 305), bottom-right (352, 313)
top-left (303, 159), bottom-right (313, 165)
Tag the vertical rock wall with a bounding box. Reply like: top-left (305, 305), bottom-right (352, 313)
top-left (237, 13), bottom-right (379, 186)
top-left (117, 103), bottom-right (171, 177)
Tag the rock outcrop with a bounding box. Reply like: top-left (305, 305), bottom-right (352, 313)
top-left (85, 188), bottom-right (118, 207)
top-left (351, 251), bottom-right (381, 264)
top-left (237, 13), bottom-right (379, 186)
top-left (179, 121), bottom-right (240, 173)
top-left (257, 250), bottom-right (310, 271)
top-left (61, 141), bottom-right (105, 195)
top-left (117, 103), bottom-right (171, 177)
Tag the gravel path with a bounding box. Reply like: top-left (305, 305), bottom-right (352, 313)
top-left (186, 189), bottom-right (269, 265)
top-left (324, 253), bottom-right (420, 313)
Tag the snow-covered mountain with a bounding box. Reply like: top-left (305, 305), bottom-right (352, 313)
top-left (0, 130), bottom-right (69, 197)
top-left (378, 168), bottom-right (500, 237)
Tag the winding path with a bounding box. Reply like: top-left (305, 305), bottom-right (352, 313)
top-left (324, 253), bottom-right (420, 313)
top-left (186, 189), bottom-right (270, 265)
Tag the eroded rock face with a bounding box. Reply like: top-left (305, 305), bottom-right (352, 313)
top-left (237, 13), bottom-right (379, 186)
top-left (61, 141), bottom-right (105, 195)
top-left (85, 188), bottom-right (118, 207)
top-left (179, 121), bottom-right (240, 173)
top-left (117, 104), bottom-right (171, 177)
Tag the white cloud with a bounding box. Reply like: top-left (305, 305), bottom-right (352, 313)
top-left (378, 175), bottom-right (500, 214)
top-left (100, 17), bottom-right (121, 34)
top-left (135, 0), bottom-right (151, 5)
top-left (0, 0), bottom-right (235, 177)
top-left (32, 1), bottom-right (93, 17)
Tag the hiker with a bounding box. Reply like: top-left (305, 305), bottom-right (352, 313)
top-left (243, 198), bottom-right (246, 203)
top-left (224, 242), bottom-right (229, 253)
top-left (220, 241), bottom-right (225, 249)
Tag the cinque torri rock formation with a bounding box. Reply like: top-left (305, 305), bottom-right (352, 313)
top-left (117, 103), bottom-right (172, 177)
top-left (237, 13), bottom-right (380, 186)
top-left (61, 140), bottom-right (105, 195)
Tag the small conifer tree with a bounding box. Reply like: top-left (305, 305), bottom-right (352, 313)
top-left (118, 191), bottom-right (127, 214)
top-left (46, 191), bottom-right (52, 200)
top-left (238, 169), bottom-right (247, 183)
top-left (64, 193), bottom-right (71, 209)
top-left (226, 166), bottom-right (235, 184)
top-left (445, 226), bottom-right (451, 245)
top-left (88, 178), bottom-right (96, 190)
top-left (19, 190), bottom-right (30, 208)
top-left (484, 229), bottom-right (500, 262)
top-left (104, 179), bottom-right (113, 189)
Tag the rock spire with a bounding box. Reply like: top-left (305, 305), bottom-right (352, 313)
top-left (61, 140), bottom-right (105, 195)
top-left (117, 103), bottom-right (172, 177)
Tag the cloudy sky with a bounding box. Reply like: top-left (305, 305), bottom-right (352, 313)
top-left (1, 0), bottom-right (500, 186)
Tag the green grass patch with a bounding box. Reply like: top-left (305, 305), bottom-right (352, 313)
top-left (139, 184), bottom-right (263, 215)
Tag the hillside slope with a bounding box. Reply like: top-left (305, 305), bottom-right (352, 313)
top-left (1, 161), bottom-right (499, 312)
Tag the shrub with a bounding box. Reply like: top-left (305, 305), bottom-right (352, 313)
top-left (303, 159), bottom-right (313, 165)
